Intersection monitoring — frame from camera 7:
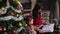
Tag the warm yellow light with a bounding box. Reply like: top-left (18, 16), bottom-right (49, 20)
top-left (4, 27), bottom-right (6, 31)
top-left (25, 24), bottom-right (27, 26)
top-left (19, 23), bottom-right (22, 26)
top-left (2, 7), bottom-right (5, 11)
top-left (17, 14), bottom-right (19, 17)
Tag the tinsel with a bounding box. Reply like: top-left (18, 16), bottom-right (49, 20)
top-left (16, 27), bottom-right (25, 34)
top-left (0, 6), bottom-right (22, 15)
top-left (0, 16), bottom-right (23, 21)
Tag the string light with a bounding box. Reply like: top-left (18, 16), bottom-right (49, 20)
top-left (19, 22), bottom-right (22, 26)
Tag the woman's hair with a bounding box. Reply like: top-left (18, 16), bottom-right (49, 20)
top-left (32, 2), bottom-right (42, 19)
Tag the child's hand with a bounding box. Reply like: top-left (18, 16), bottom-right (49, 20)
top-left (30, 30), bottom-right (36, 34)
top-left (32, 30), bottom-right (36, 34)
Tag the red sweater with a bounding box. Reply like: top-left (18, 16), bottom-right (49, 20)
top-left (29, 14), bottom-right (42, 26)
top-left (34, 16), bottom-right (42, 26)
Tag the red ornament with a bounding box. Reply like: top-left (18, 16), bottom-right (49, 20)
top-left (12, 30), bottom-right (16, 34)
top-left (13, 30), bottom-right (16, 33)
top-left (10, 13), bottom-right (14, 16)
top-left (0, 27), bottom-right (2, 32)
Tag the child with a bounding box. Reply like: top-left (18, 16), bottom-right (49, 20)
top-left (25, 17), bottom-right (36, 34)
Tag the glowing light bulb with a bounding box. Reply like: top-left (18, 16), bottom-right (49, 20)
top-left (2, 7), bottom-right (5, 11)
top-left (19, 23), bottom-right (22, 26)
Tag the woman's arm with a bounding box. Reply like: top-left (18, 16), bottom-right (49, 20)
top-left (38, 24), bottom-right (43, 28)
top-left (35, 24), bottom-right (43, 29)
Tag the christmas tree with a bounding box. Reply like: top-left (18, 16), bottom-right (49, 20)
top-left (0, 0), bottom-right (28, 34)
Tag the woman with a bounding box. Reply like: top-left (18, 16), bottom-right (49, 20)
top-left (32, 2), bottom-right (43, 26)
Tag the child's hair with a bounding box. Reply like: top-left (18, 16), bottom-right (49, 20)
top-left (24, 16), bottom-right (33, 26)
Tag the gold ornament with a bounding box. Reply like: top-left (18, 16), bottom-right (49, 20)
top-left (17, 14), bottom-right (19, 17)
top-left (19, 22), bottom-right (22, 26)
top-left (25, 24), bottom-right (27, 26)
top-left (2, 7), bottom-right (5, 11)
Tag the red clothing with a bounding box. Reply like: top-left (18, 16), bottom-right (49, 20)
top-left (34, 16), bottom-right (42, 26)
top-left (29, 14), bottom-right (42, 26)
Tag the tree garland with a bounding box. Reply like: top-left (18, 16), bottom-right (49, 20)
top-left (0, 16), bottom-right (23, 21)
top-left (1, 5), bottom-right (22, 14)
top-left (16, 27), bottom-right (25, 34)
top-left (0, 5), bottom-right (23, 21)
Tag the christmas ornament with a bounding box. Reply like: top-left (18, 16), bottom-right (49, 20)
top-left (0, 6), bottom-right (23, 21)
top-left (12, 30), bottom-right (16, 34)
top-left (0, 0), bottom-right (27, 34)
top-left (13, 30), bottom-right (16, 33)
top-left (0, 27), bottom-right (2, 32)
top-left (19, 23), bottom-right (22, 26)
top-left (4, 27), bottom-right (6, 31)
top-left (2, 7), bottom-right (5, 11)
top-left (10, 13), bottom-right (14, 16)
top-left (17, 14), bottom-right (19, 17)
top-left (25, 24), bottom-right (28, 26)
